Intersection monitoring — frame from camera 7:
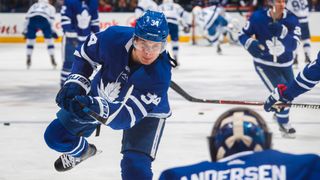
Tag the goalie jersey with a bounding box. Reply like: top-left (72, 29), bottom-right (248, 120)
top-left (239, 9), bottom-right (301, 67)
top-left (70, 26), bottom-right (172, 129)
top-left (60, 0), bottom-right (99, 42)
top-left (285, 52), bottom-right (320, 100)
top-left (159, 150), bottom-right (320, 180)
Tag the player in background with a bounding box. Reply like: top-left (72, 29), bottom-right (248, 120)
top-left (135, 0), bottom-right (158, 18)
top-left (264, 51), bottom-right (320, 112)
top-left (286, 0), bottom-right (312, 68)
top-left (191, 4), bottom-right (229, 54)
top-left (60, 0), bottom-right (100, 86)
top-left (158, 0), bottom-right (191, 64)
top-left (238, 0), bottom-right (301, 138)
top-left (44, 10), bottom-right (176, 179)
top-left (23, 0), bottom-right (58, 69)
top-left (159, 107), bottom-right (320, 180)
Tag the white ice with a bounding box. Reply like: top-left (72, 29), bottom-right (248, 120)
top-left (0, 42), bottom-right (320, 180)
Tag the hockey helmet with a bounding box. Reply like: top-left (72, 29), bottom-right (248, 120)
top-left (134, 10), bottom-right (169, 43)
top-left (38, 0), bottom-right (49, 3)
top-left (208, 107), bottom-right (272, 161)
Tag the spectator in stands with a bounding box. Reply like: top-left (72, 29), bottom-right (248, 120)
top-left (128, 0), bottom-right (138, 12)
top-left (114, 0), bottom-right (129, 12)
top-left (310, 0), bottom-right (320, 11)
top-left (98, 0), bottom-right (113, 12)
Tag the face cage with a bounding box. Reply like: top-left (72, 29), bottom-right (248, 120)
top-left (133, 36), bottom-right (167, 54)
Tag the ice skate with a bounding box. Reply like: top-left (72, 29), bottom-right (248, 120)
top-left (216, 43), bottom-right (222, 55)
top-left (26, 55), bottom-right (31, 69)
top-left (50, 55), bottom-right (57, 69)
top-left (278, 123), bottom-right (296, 138)
top-left (305, 53), bottom-right (311, 64)
top-left (54, 144), bottom-right (98, 172)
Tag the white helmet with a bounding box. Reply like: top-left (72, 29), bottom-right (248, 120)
top-left (163, 0), bottom-right (173, 3)
top-left (38, 0), bottom-right (49, 3)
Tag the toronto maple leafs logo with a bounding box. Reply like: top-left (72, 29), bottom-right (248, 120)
top-left (76, 10), bottom-right (91, 29)
top-left (97, 80), bottom-right (121, 102)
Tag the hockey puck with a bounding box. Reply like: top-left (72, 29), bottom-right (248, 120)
top-left (198, 112), bottom-right (204, 115)
top-left (3, 122), bottom-right (10, 126)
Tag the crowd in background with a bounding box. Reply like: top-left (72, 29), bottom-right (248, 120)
top-left (0, 0), bottom-right (320, 12)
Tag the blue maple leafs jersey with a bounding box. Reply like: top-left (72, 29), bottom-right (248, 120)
top-left (60, 0), bottom-right (99, 42)
top-left (159, 150), bottom-right (320, 180)
top-left (239, 9), bottom-right (301, 67)
top-left (71, 26), bottom-right (172, 130)
top-left (285, 54), bottom-right (320, 100)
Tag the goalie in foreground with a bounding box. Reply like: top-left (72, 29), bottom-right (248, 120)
top-left (159, 107), bottom-right (320, 180)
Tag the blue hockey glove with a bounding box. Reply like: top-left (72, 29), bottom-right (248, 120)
top-left (52, 31), bottom-right (58, 39)
top-left (264, 84), bottom-right (290, 113)
top-left (247, 40), bottom-right (265, 58)
top-left (22, 31), bottom-right (27, 39)
top-left (70, 96), bottom-right (109, 124)
top-left (56, 74), bottom-right (91, 111)
top-left (268, 22), bottom-right (288, 39)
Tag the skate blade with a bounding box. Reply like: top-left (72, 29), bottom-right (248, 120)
top-left (281, 132), bottom-right (296, 139)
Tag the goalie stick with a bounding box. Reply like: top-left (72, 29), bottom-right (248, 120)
top-left (170, 81), bottom-right (320, 109)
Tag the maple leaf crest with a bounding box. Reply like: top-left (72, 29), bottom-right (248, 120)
top-left (97, 81), bottom-right (121, 102)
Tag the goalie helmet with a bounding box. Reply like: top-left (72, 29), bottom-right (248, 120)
top-left (208, 107), bottom-right (272, 161)
top-left (135, 10), bottom-right (169, 43)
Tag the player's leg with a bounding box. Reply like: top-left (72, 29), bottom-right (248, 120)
top-left (44, 109), bottom-right (98, 171)
top-left (25, 18), bottom-right (37, 69)
top-left (121, 117), bottom-right (166, 180)
top-left (254, 64), bottom-right (295, 138)
top-left (168, 23), bottom-right (179, 62)
top-left (61, 36), bottom-right (78, 87)
top-left (300, 22), bottom-right (312, 63)
top-left (41, 18), bottom-right (57, 68)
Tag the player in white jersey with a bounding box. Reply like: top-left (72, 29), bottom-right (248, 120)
top-left (135, 0), bottom-right (158, 18)
top-left (192, 5), bottom-right (229, 54)
top-left (158, 0), bottom-right (191, 64)
top-left (286, 0), bottom-right (312, 67)
top-left (23, 0), bottom-right (58, 69)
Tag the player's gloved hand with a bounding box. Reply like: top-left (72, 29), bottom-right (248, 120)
top-left (56, 74), bottom-right (91, 111)
top-left (70, 96), bottom-right (109, 124)
top-left (183, 26), bottom-right (190, 33)
top-left (247, 40), bottom-right (265, 58)
top-left (268, 22), bottom-right (288, 38)
top-left (264, 84), bottom-right (290, 113)
top-left (52, 31), bottom-right (58, 39)
top-left (22, 31), bottom-right (27, 39)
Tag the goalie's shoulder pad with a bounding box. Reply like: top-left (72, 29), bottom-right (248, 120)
top-left (65, 74), bottom-right (91, 94)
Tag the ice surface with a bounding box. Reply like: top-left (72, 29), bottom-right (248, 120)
top-left (0, 42), bottom-right (319, 180)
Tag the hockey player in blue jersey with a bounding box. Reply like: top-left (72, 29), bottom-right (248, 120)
top-left (264, 51), bottom-right (320, 112)
top-left (159, 107), bottom-right (320, 180)
top-left (44, 10), bottom-right (175, 179)
top-left (60, 0), bottom-right (100, 86)
top-left (23, 0), bottom-right (58, 69)
top-left (238, 0), bottom-right (301, 138)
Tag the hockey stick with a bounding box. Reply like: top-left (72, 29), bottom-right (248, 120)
top-left (272, 0), bottom-right (277, 62)
top-left (170, 81), bottom-right (320, 109)
top-left (77, 85), bottom-right (134, 124)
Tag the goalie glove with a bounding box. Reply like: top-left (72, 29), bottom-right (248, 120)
top-left (56, 74), bottom-right (91, 111)
top-left (264, 84), bottom-right (290, 113)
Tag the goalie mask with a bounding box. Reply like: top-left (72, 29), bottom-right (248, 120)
top-left (208, 107), bottom-right (272, 161)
